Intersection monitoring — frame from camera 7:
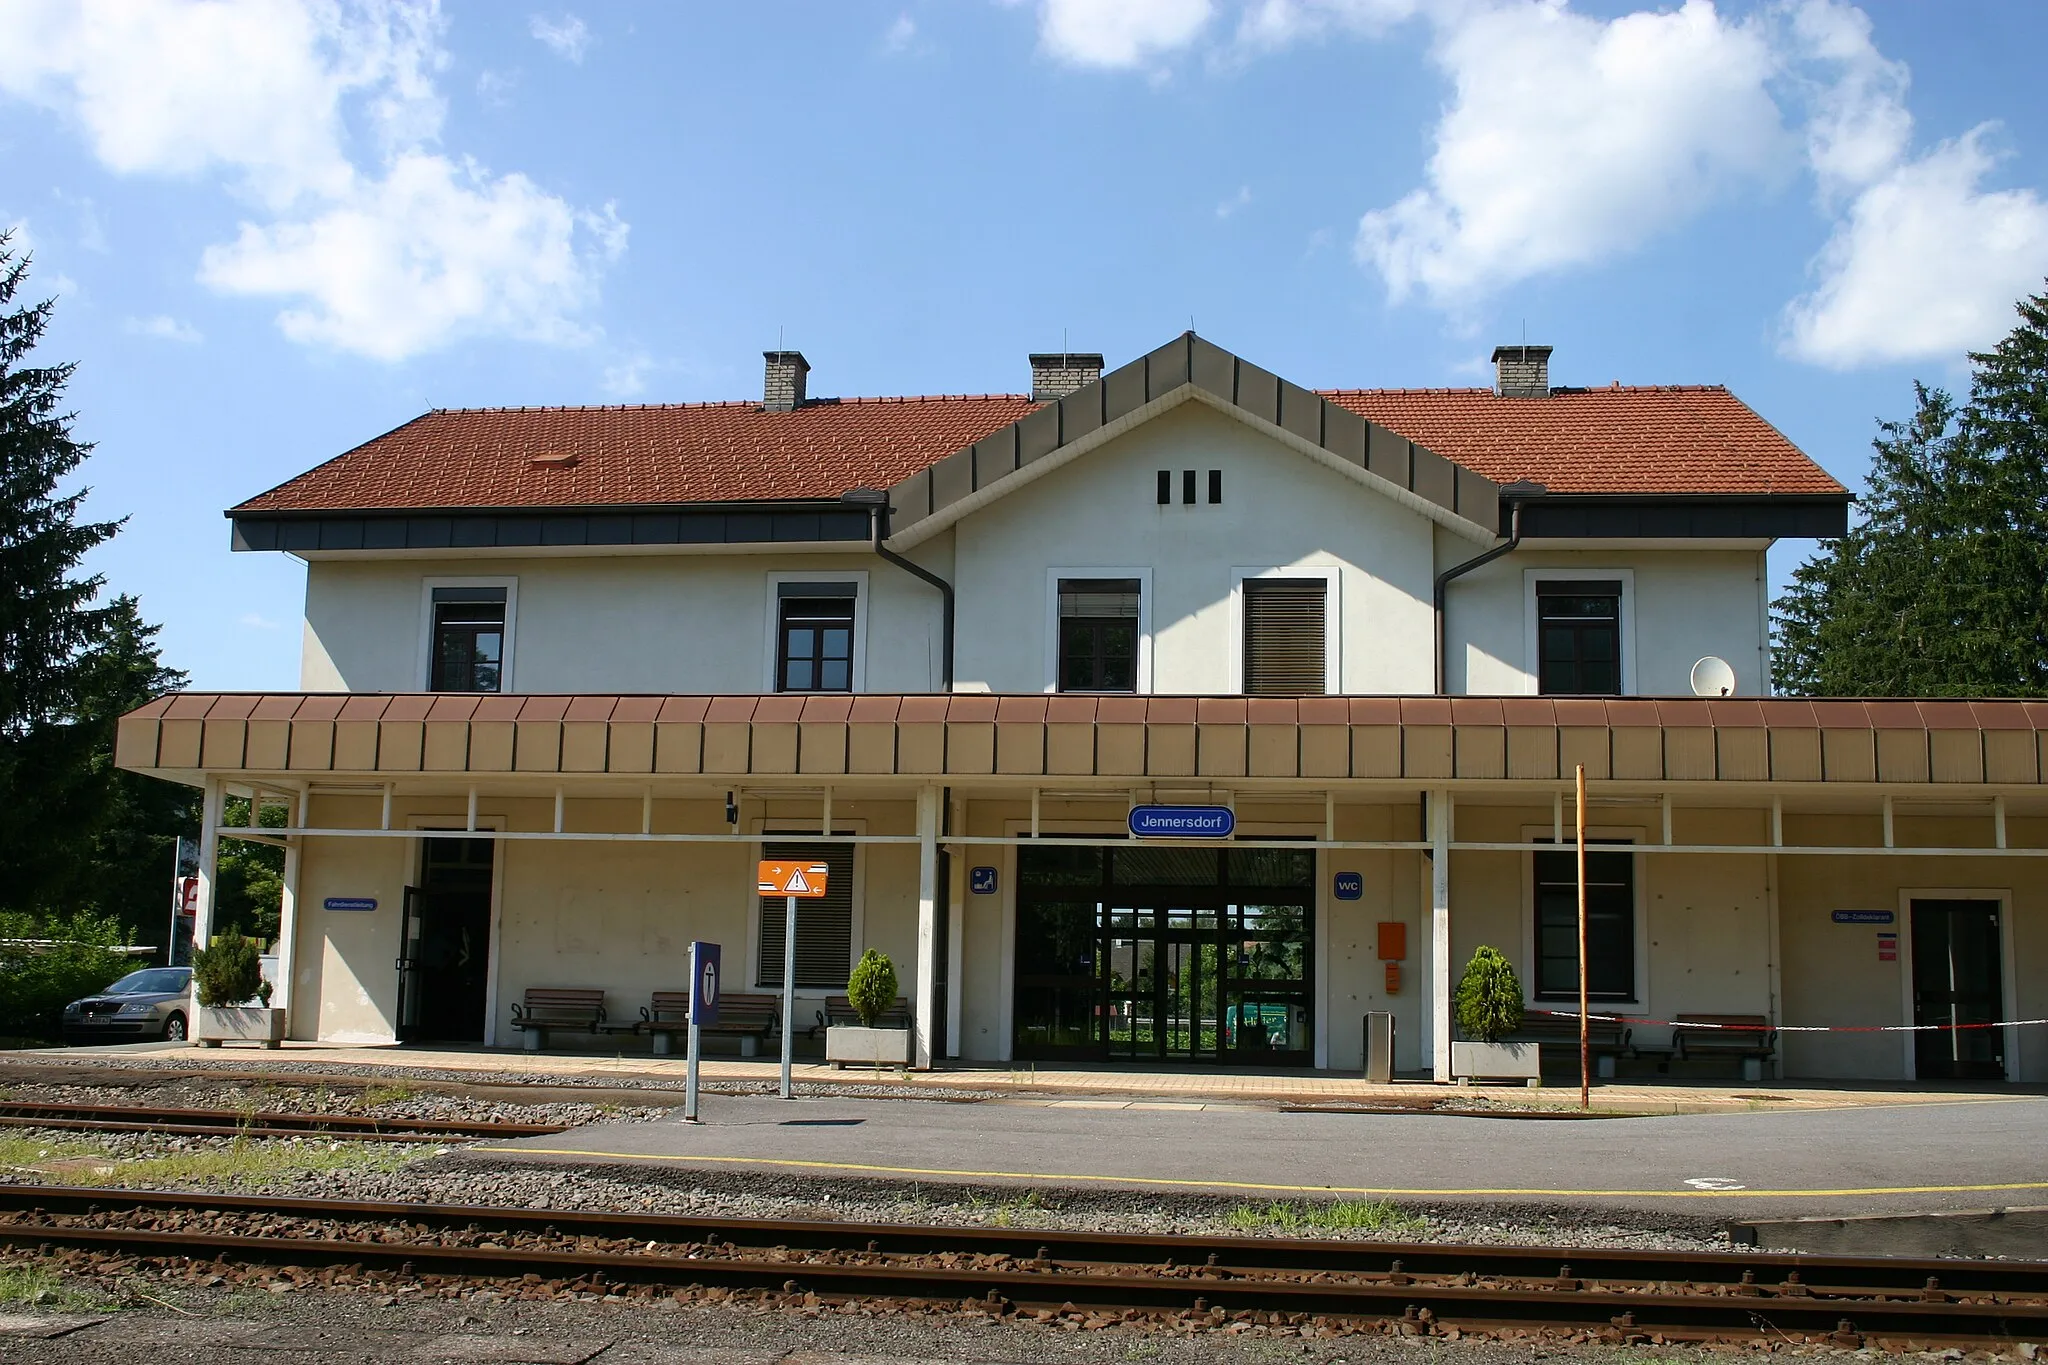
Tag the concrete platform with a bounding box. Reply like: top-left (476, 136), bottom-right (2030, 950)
top-left (9, 1039), bottom-right (2042, 1116)
top-left (463, 1090), bottom-right (2048, 1219)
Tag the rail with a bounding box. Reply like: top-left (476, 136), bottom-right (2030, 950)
top-left (0, 1186), bottom-right (2039, 1348)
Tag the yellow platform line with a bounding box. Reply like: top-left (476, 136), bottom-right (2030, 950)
top-left (477, 1146), bottom-right (2048, 1200)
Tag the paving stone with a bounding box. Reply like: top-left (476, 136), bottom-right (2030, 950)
top-left (0, 1312), bottom-right (111, 1338)
top-left (231, 1322), bottom-right (433, 1353)
top-left (407, 1332), bottom-right (615, 1363)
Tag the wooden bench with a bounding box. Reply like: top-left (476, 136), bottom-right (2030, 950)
top-left (639, 990), bottom-right (782, 1056)
top-left (1672, 1013), bottom-right (1777, 1080)
top-left (508, 987), bottom-right (606, 1051)
top-left (1512, 1009), bottom-right (1634, 1078)
top-left (821, 994), bottom-right (911, 1030)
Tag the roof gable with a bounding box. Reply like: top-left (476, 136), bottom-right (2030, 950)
top-left (885, 333), bottom-right (1502, 545)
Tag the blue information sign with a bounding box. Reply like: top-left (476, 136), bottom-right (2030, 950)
top-left (1333, 872), bottom-right (1363, 901)
top-left (970, 866), bottom-right (999, 895)
top-left (1128, 805), bottom-right (1235, 839)
top-left (323, 897), bottom-right (377, 912)
top-left (689, 941), bottom-right (721, 1026)
top-left (1831, 910), bottom-right (1895, 925)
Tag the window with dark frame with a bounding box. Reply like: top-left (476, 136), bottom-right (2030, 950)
top-left (756, 837), bottom-right (855, 989)
top-left (1241, 577), bottom-right (1327, 696)
top-left (1057, 578), bottom-right (1140, 693)
top-left (1536, 579), bottom-right (1622, 695)
top-left (1533, 839), bottom-right (1635, 999)
top-left (776, 584), bottom-right (856, 693)
top-left (429, 587), bottom-right (507, 692)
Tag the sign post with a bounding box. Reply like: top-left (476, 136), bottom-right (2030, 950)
top-left (684, 940), bottom-right (720, 1123)
top-left (757, 860), bottom-right (830, 1101)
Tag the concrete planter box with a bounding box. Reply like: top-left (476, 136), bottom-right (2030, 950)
top-left (195, 1006), bottom-right (286, 1048)
top-left (826, 1025), bottom-right (911, 1069)
top-left (1451, 1040), bottom-right (1541, 1085)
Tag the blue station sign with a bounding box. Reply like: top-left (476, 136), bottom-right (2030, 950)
top-left (1129, 805), bottom-right (1235, 839)
top-left (1333, 872), bottom-right (1363, 901)
top-left (1831, 910), bottom-right (1895, 925)
top-left (970, 866), bottom-right (999, 895)
top-left (323, 897), bottom-right (377, 912)
top-left (689, 941), bottom-right (721, 1026)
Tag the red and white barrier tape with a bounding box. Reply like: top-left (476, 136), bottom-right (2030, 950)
top-left (1531, 1010), bottom-right (2047, 1034)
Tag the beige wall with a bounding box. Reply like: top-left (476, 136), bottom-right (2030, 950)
top-left (288, 793), bottom-right (920, 1047)
top-left (1778, 814), bottom-right (2046, 1083)
top-left (285, 788), bottom-right (2043, 1082)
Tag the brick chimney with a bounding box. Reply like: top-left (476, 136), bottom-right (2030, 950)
top-left (763, 350), bottom-right (809, 411)
top-left (1029, 352), bottom-right (1104, 402)
top-left (1491, 344), bottom-right (1553, 398)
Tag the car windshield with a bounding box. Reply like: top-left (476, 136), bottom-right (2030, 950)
top-left (106, 968), bottom-right (188, 995)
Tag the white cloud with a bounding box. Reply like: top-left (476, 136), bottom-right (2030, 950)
top-left (1356, 0), bottom-right (1786, 307)
top-left (124, 314), bottom-right (203, 344)
top-left (476, 68), bottom-right (519, 109)
top-left (880, 13), bottom-right (930, 56)
top-left (0, 0), bottom-right (626, 362)
top-left (1781, 131), bottom-right (2048, 369)
top-left (1775, 0), bottom-right (2048, 368)
top-left (1234, 0), bottom-right (1418, 49)
top-left (1216, 184), bottom-right (1252, 219)
top-left (529, 13), bottom-right (590, 63)
top-left (237, 612), bottom-right (282, 630)
top-left (602, 351), bottom-right (652, 397)
top-left (1037, 0), bottom-right (1213, 69)
top-left (202, 155), bottom-right (626, 361)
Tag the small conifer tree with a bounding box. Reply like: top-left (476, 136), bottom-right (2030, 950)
top-left (191, 935), bottom-right (263, 1008)
top-left (1454, 945), bottom-right (1525, 1044)
top-left (845, 949), bottom-right (898, 1029)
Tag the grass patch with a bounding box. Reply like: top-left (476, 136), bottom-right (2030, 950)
top-left (0, 1134), bottom-right (112, 1170)
top-left (1224, 1198), bottom-right (1425, 1236)
top-left (0, 1261), bottom-right (110, 1312)
top-left (358, 1081), bottom-right (417, 1107)
top-left (0, 1132), bottom-right (429, 1189)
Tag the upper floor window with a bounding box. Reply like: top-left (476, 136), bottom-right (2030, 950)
top-left (429, 586), bottom-right (507, 692)
top-left (1241, 576), bottom-right (1328, 696)
top-left (1536, 579), bottom-right (1622, 695)
top-left (777, 584), bottom-right (857, 693)
top-left (1058, 578), bottom-right (1140, 693)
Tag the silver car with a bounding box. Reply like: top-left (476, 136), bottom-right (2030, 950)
top-left (62, 967), bottom-right (193, 1044)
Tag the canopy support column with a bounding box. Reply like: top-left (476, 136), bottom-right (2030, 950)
top-left (1430, 788), bottom-right (1452, 1084)
top-left (914, 785), bottom-right (941, 1070)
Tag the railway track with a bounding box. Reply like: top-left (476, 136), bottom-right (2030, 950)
top-left (0, 1185), bottom-right (2041, 1348)
top-left (0, 1101), bottom-right (568, 1143)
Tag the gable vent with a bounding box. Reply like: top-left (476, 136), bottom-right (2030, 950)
top-left (1242, 578), bottom-right (1327, 697)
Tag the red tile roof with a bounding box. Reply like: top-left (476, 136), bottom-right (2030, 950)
top-left (233, 383), bottom-right (1842, 515)
top-left (1322, 385), bottom-right (1844, 495)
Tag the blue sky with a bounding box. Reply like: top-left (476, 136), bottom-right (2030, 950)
top-left (5, 0), bottom-right (2047, 692)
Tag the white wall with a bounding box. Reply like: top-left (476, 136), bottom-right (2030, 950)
top-left (302, 546), bottom-right (954, 694)
top-left (1446, 538), bottom-right (1769, 696)
top-left (951, 402), bottom-right (1439, 695)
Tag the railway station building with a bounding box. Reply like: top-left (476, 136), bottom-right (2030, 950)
top-left (118, 335), bottom-right (2048, 1083)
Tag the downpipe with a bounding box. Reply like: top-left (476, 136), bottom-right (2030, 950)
top-left (1432, 486), bottom-right (1542, 694)
top-left (862, 501), bottom-right (954, 692)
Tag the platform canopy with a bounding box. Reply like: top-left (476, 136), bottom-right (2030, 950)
top-left (119, 692), bottom-right (2048, 791)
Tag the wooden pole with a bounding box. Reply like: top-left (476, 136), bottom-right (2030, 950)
top-left (1575, 763), bottom-right (1590, 1110)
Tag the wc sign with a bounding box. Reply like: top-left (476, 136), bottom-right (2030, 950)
top-left (689, 942), bottom-right (721, 1026)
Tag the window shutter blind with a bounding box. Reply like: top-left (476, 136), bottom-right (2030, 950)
top-left (756, 839), bottom-right (855, 989)
top-left (1242, 578), bottom-right (1327, 696)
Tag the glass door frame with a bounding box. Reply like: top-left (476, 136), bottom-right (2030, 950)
top-left (1013, 842), bottom-right (1316, 1067)
top-left (1904, 894), bottom-right (2011, 1081)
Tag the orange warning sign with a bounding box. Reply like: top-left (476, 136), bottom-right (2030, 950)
top-left (757, 861), bottom-right (830, 898)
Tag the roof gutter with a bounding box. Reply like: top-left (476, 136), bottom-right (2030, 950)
top-left (846, 490), bottom-right (953, 692)
top-left (1433, 481), bottom-right (1545, 695)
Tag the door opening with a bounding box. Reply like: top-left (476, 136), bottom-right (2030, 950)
top-left (1015, 844), bottom-right (1313, 1066)
top-left (397, 835), bottom-right (495, 1044)
top-left (1909, 898), bottom-right (2005, 1081)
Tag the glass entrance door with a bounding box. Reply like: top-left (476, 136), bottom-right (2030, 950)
top-left (396, 835), bottom-right (495, 1044)
top-left (1910, 899), bottom-right (2005, 1080)
top-left (1016, 844), bottom-right (1315, 1066)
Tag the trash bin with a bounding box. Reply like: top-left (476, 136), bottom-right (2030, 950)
top-left (1363, 1011), bottom-right (1396, 1083)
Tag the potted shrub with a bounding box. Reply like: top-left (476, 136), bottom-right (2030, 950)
top-left (192, 935), bottom-right (285, 1048)
top-left (1450, 945), bottom-right (1538, 1085)
top-left (825, 949), bottom-right (911, 1069)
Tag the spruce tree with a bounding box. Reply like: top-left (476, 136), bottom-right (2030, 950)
top-left (0, 231), bottom-right (192, 930)
top-left (1774, 284), bottom-right (2048, 696)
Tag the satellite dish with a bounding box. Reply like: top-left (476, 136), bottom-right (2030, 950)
top-left (1690, 656), bottom-right (1736, 698)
